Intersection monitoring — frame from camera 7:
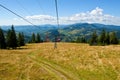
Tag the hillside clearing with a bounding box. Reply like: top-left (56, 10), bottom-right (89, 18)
top-left (0, 43), bottom-right (120, 80)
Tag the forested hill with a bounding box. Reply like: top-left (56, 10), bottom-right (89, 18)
top-left (1, 23), bottom-right (120, 42)
top-left (48, 23), bottom-right (120, 41)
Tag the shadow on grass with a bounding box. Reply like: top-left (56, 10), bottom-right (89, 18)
top-left (0, 47), bottom-right (30, 50)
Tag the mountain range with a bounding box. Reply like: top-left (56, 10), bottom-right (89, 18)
top-left (1, 23), bottom-right (120, 42)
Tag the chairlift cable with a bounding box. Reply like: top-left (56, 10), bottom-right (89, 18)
top-left (15, 0), bottom-right (33, 16)
top-left (0, 3), bottom-right (38, 27)
top-left (54, 0), bottom-right (59, 49)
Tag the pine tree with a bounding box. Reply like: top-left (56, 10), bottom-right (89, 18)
top-left (21, 32), bottom-right (25, 46)
top-left (6, 29), bottom-right (12, 48)
top-left (109, 32), bottom-right (119, 44)
top-left (89, 31), bottom-right (98, 45)
top-left (18, 33), bottom-right (22, 47)
top-left (18, 32), bottom-right (25, 46)
top-left (80, 36), bottom-right (86, 43)
top-left (36, 33), bottom-right (41, 43)
top-left (76, 37), bottom-right (80, 43)
top-left (105, 32), bottom-right (110, 45)
top-left (11, 25), bottom-right (18, 48)
top-left (31, 33), bottom-right (36, 43)
top-left (6, 25), bottom-right (18, 49)
top-left (99, 29), bottom-right (106, 45)
top-left (0, 27), bottom-right (6, 49)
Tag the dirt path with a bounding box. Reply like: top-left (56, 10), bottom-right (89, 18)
top-left (28, 54), bottom-right (80, 80)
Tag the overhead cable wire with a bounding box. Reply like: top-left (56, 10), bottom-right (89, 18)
top-left (55, 0), bottom-right (59, 27)
top-left (0, 3), bottom-right (38, 27)
top-left (15, 0), bottom-right (33, 16)
top-left (35, 0), bottom-right (46, 14)
top-left (54, 0), bottom-right (59, 49)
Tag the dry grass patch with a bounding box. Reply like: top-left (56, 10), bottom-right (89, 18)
top-left (0, 43), bottom-right (120, 80)
top-left (0, 43), bottom-right (58, 80)
top-left (33, 43), bottom-right (120, 80)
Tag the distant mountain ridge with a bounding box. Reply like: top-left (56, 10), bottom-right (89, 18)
top-left (47, 23), bottom-right (120, 41)
top-left (1, 23), bottom-right (120, 42)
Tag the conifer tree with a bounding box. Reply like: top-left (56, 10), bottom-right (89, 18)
top-left (18, 33), bottom-right (22, 47)
top-left (18, 32), bottom-right (25, 46)
top-left (36, 33), bottom-right (41, 43)
top-left (0, 28), bottom-right (6, 49)
top-left (21, 32), bottom-right (25, 45)
top-left (6, 25), bottom-right (18, 49)
top-left (109, 32), bottom-right (119, 44)
top-left (105, 32), bottom-right (110, 45)
top-left (80, 36), bottom-right (86, 43)
top-left (76, 37), bottom-right (80, 43)
top-left (99, 29), bottom-right (106, 45)
top-left (11, 25), bottom-right (18, 48)
top-left (89, 31), bottom-right (98, 45)
top-left (6, 29), bottom-right (12, 48)
top-left (31, 33), bottom-right (36, 43)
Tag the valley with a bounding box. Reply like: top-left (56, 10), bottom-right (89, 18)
top-left (1, 23), bottom-right (120, 42)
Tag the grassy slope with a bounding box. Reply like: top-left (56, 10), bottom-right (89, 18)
top-left (0, 43), bottom-right (120, 80)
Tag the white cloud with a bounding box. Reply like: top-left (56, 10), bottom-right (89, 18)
top-left (25, 15), bottom-right (56, 24)
top-left (90, 7), bottom-right (103, 15)
top-left (14, 7), bottom-right (120, 25)
top-left (26, 15), bottom-right (55, 21)
top-left (67, 7), bottom-right (120, 25)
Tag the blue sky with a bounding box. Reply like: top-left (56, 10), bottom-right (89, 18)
top-left (0, 0), bottom-right (120, 25)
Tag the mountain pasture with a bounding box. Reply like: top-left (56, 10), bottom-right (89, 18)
top-left (0, 43), bottom-right (120, 80)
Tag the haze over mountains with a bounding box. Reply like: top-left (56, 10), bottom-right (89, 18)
top-left (1, 23), bottom-right (120, 42)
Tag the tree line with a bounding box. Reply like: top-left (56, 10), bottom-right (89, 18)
top-left (74, 29), bottom-right (119, 46)
top-left (29, 33), bottom-right (43, 43)
top-left (89, 30), bottom-right (119, 45)
top-left (0, 25), bottom-right (42, 49)
top-left (0, 25), bottom-right (25, 49)
top-left (0, 25), bottom-right (119, 49)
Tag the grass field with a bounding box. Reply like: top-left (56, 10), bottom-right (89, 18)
top-left (0, 43), bottom-right (120, 80)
